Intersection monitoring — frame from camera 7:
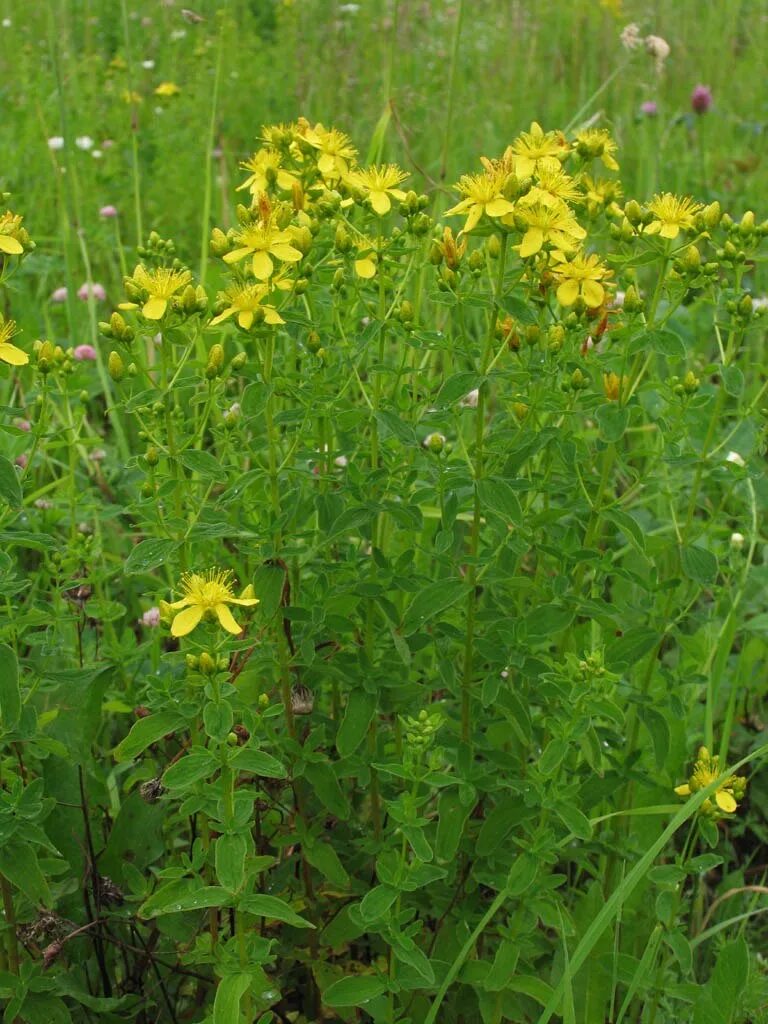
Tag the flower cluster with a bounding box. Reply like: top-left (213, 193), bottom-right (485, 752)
top-left (674, 746), bottom-right (747, 817)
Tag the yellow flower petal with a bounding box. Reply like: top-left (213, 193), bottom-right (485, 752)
top-left (519, 227), bottom-right (544, 258)
top-left (462, 203), bottom-right (483, 234)
top-left (238, 310), bottom-right (254, 330)
top-left (659, 223), bottom-right (680, 240)
top-left (674, 784), bottom-right (691, 796)
top-left (557, 279), bottom-right (580, 306)
top-left (143, 296), bottom-right (168, 319)
top-left (0, 236), bottom-right (23, 255)
top-left (210, 308), bottom-right (234, 326)
top-left (264, 307), bottom-right (285, 325)
top-left (215, 602), bottom-right (243, 635)
top-left (270, 243), bottom-right (303, 263)
top-left (715, 790), bottom-right (737, 813)
top-left (582, 280), bottom-right (605, 308)
top-left (485, 197), bottom-right (516, 218)
top-left (171, 605), bottom-right (203, 637)
top-left (369, 190), bottom-right (391, 215)
top-left (252, 251), bottom-right (274, 280)
top-left (223, 246), bottom-right (253, 264)
top-left (355, 257), bottom-right (376, 279)
top-left (0, 343), bottom-right (29, 366)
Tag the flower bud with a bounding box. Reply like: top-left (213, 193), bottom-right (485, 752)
top-left (487, 234), bottom-right (501, 259)
top-left (513, 402), bottom-right (528, 419)
top-left (206, 343), bottom-right (225, 379)
top-left (682, 370), bottom-right (700, 394)
top-left (624, 199), bottom-right (643, 226)
top-left (622, 285), bottom-right (643, 313)
top-left (108, 351), bottom-right (125, 381)
top-left (547, 324), bottom-right (565, 352)
top-left (468, 250), bottom-right (484, 273)
top-left (603, 371), bottom-right (621, 401)
top-left (209, 227), bottom-right (230, 257)
top-left (226, 731), bottom-right (239, 746)
top-left (730, 532), bottom-right (745, 551)
top-left (423, 432), bottom-right (446, 453)
top-left (145, 446), bottom-right (160, 467)
top-left (682, 245), bottom-right (701, 272)
top-left (739, 210), bottom-right (755, 236)
top-left (231, 352), bottom-right (247, 371)
top-left (185, 654), bottom-right (199, 670)
top-left (702, 201), bottom-right (721, 230)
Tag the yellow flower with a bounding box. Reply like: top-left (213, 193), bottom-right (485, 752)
top-left (345, 163), bottom-right (409, 216)
top-left (163, 569), bottom-right (259, 638)
top-left (581, 174), bottom-right (624, 217)
top-left (514, 202), bottom-right (586, 258)
top-left (302, 123), bottom-right (357, 180)
top-left (674, 746), bottom-right (746, 816)
top-left (603, 372), bottom-right (624, 401)
top-left (552, 250), bottom-right (613, 307)
top-left (121, 265), bottom-right (193, 319)
top-left (154, 82), bottom-right (181, 97)
top-left (210, 282), bottom-right (284, 329)
top-left (444, 171), bottom-right (515, 234)
top-left (237, 148), bottom-right (297, 195)
top-left (121, 89), bottom-right (143, 104)
top-left (223, 220), bottom-right (303, 280)
top-left (644, 193), bottom-right (703, 240)
top-left (509, 121), bottom-right (569, 178)
top-left (0, 316), bottom-right (28, 366)
top-left (0, 212), bottom-right (25, 255)
top-left (573, 128), bottom-right (619, 171)
top-left (518, 167), bottom-right (583, 209)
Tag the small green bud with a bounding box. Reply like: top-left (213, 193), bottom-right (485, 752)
top-left (739, 210), bottom-right (755, 236)
top-left (622, 285), bottom-right (642, 313)
top-left (487, 234), bottom-right (501, 259)
top-left (702, 201), bottom-right (721, 230)
top-left (108, 351), bottom-right (125, 381)
top-left (209, 227), bottom-right (230, 257)
top-left (226, 731), bottom-right (238, 746)
top-left (206, 343), bottom-right (225, 379)
top-left (145, 446), bottom-right (160, 467)
top-left (198, 652), bottom-right (217, 676)
top-left (682, 245), bottom-right (701, 272)
top-left (624, 199), bottom-right (643, 226)
top-left (230, 352), bottom-right (247, 371)
top-left (524, 324), bottom-right (541, 347)
top-left (468, 249), bottom-right (484, 273)
top-left (185, 654), bottom-right (199, 671)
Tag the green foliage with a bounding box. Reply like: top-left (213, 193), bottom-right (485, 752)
top-left (1, 3), bottom-right (768, 1023)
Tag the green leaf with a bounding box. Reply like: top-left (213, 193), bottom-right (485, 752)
top-left (555, 804), bottom-right (592, 840)
top-left (304, 759), bottom-right (350, 820)
top-left (526, 604), bottom-right (574, 643)
top-left (163, 747), bottom-right (218, 789)
top-left (359, 884), bottom-right (398, 923)
top-left (477, 478), bottom-right (523, 524)
top-left (124, 538), bottom-right (180, 575)
top-left (376, 410), bottom-right (415, 445)
top-left (436, 372), bottom-right (484, 406)
top-left (239, 894), bottom-right (314, 928)
top-left (435, 789), bottom-right (473, 862)
top-left (322, 975), bottom-right (387, 1008)
top-left (722, 365), bottom-right (744, 397)
top-left (506, 975), bottom-right (556, 1006)
top-left (336, 690), bottom-right (376, 758)
top-left (681, 544), bottom-right (718, 586)
top-left (539, 738), bottom-right (568, 776)
top-left (213, 973), bottom-right (251, 1024)
top-left (603, 508), bottom-right (646, 554)
top-left (304, 841), bottom-right (350, 887)
top-left (230, 746), bottom-right (286, 779)
top-left (0, 840), bottom-right (51, 906)
top-left (140, 885), bottom-right (230, 918)
top-left (0, 643), bottom-right (21, 730)
top-left (391, 937), bottom-right (435, 983)
top-left (595, 404), bottom-right (629, 442)
top-left (203, 700), bottom-right (234, 741)
top-left (0, 455), bottom-right (22, 509)
top-left (403, 579), bottom-right (466, 635)
top-left (638, 706), bottom-right (670, 770)
top-left (112, 712), bottom-right (185, 762)
top-left (251, 563), bottom-right (285, 621)
top-left (216, 833), bottom-right (248, 893)
top-left (646, 328), bottom-right (686, 358)
top-left (179, 448), bottom-right (228, 482)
